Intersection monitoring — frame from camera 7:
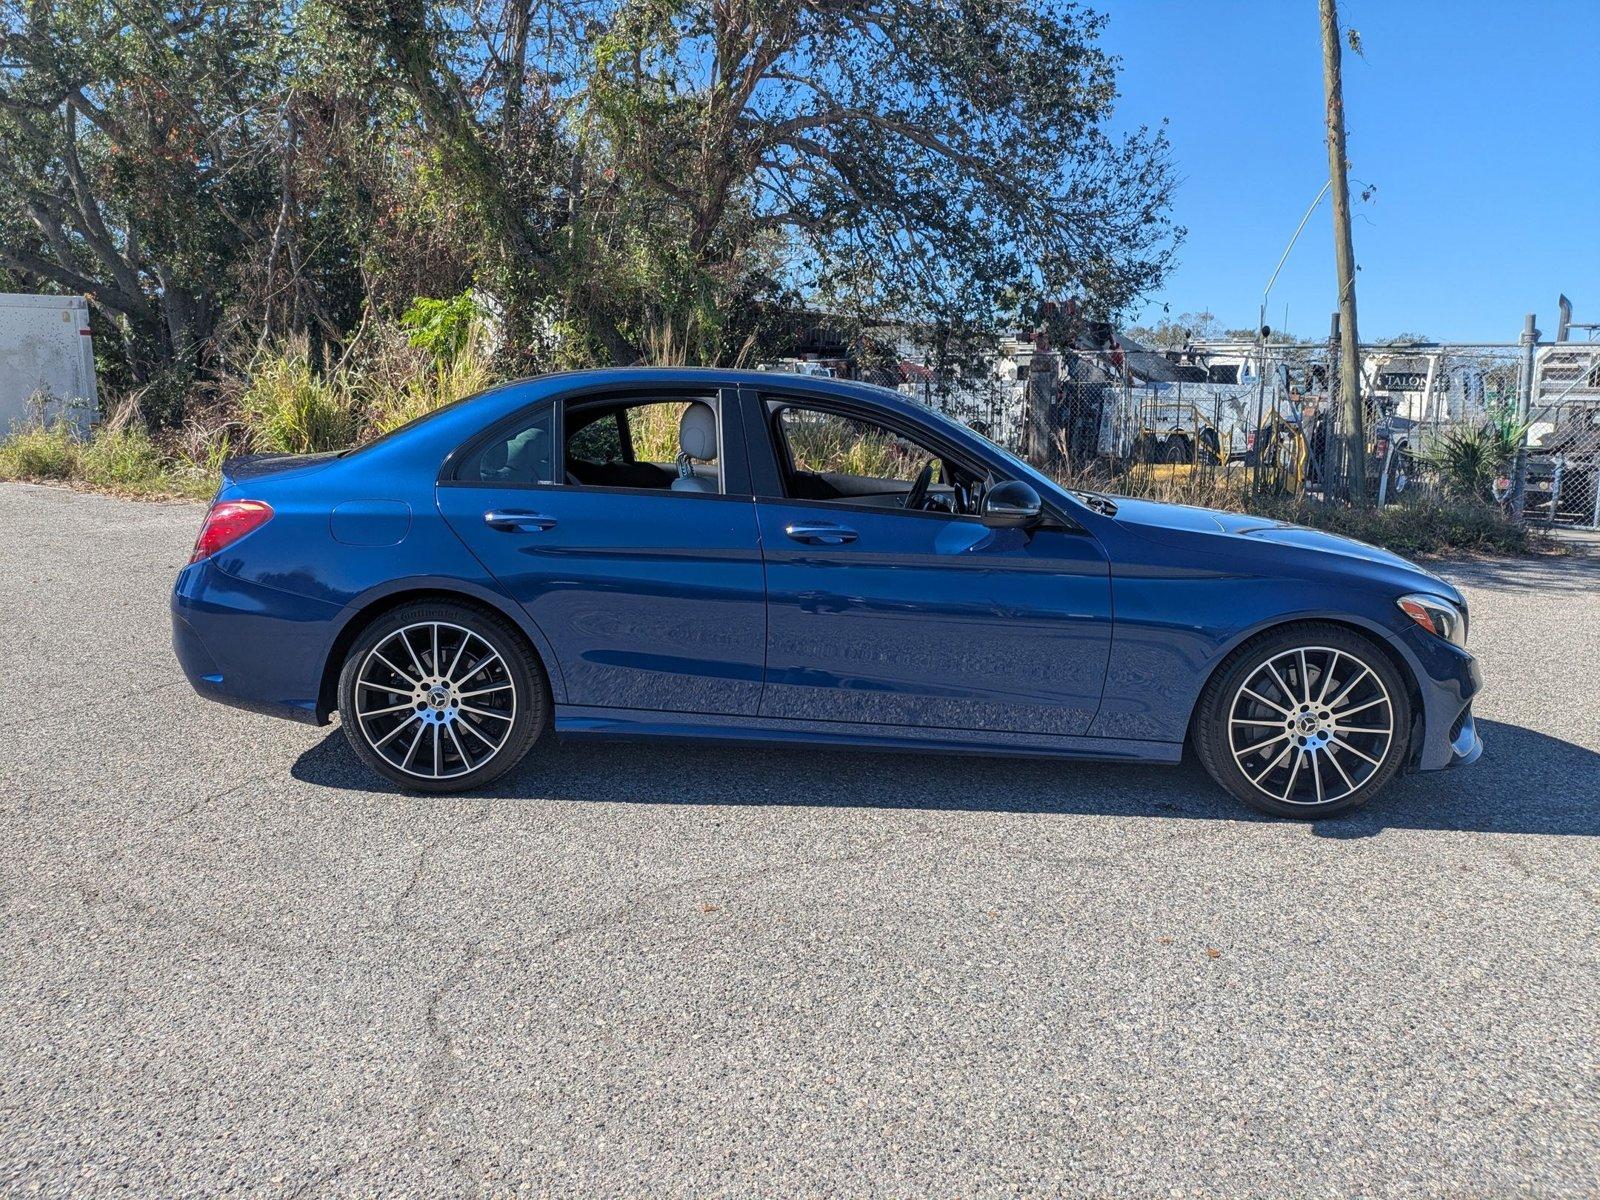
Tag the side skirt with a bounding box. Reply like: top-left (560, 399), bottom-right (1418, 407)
top-left (553, 705), bottom-right (1184, 764)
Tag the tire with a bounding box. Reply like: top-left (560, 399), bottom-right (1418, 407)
top-left (337, 601), bottom-right (548, 793)
top-left (1163, 435), bottom-right (1192, 464)
top-left (1193, 623), bottom-right (1412, 819)
top-left (1380, 447), bottom-right (1412, 502)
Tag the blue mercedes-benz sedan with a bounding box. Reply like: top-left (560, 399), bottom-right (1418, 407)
top-left (171, 368), bottom-right (1481, 817)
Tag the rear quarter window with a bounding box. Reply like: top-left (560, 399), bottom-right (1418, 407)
top-left (458, 408), bottom-right (556, 484)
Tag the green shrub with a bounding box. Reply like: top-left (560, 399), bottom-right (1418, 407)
top-left (238, 340), bottom-right (360, 454)
top-left (78, 426), bottom-right (171, 493)
top-left (132, 367), bottom-right (196, 431)
top-left (0, 422), bottom-right (81, 480)
top-left (1420, 422), bottom-right (1521, 501)
top-left (401, 291), bottom-right (485, 360)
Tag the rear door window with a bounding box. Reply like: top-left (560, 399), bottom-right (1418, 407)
top-left (565, 398), bottom-right (722, 493)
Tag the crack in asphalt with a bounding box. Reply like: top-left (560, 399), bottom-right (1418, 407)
top-left (7, 482), bottom-right (1600, 1198)
top-left (383, 801), bottom-right (494, 933)
top-left (400, 830), bottom-right (913, 1194)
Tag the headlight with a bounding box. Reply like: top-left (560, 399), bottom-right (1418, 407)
top-left (1397, 593), bottom-right (1467, 646)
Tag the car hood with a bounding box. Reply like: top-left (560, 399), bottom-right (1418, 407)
top-left (1105, 495), bottom-right (1461, 600)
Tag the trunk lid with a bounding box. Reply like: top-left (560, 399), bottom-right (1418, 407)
top-left (220, 450), bottom-right (343, 488)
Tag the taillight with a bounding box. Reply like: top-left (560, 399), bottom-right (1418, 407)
top-left (189, 500), bottom-right (273, 564)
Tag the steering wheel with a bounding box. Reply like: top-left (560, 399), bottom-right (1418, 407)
top-left (903, 461), bottom-right (934, 511)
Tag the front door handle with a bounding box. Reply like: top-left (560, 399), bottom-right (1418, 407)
top-left (484, 509), bottom-right (557, 532)
top-left (785, 521), bottom-right (858, 545)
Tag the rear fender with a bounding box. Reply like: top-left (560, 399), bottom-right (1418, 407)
top-left (316, 576), bottom-right (569, 721)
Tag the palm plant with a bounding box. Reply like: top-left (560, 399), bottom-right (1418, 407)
top-left (1420, 415), bottom-right (1525, 502)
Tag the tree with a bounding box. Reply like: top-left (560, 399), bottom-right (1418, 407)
top-left (1125, 310), bottom-right (1226, 348)
top-left (331, 0), bottom-right (1180, 367)
top-left (0, 1), bottom-right (275, 395)
top-left (1, 0), bottom-right (1181, 406)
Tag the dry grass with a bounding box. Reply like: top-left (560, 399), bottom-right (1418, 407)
top-left (235, 323), bottom-right (495, 451)
top-left (235, 339), bottom-right (360, 454)
top-left (360, 322), bottom-right (495, 437)
top-left (627, 401), bottom-right (690, 463)
top-left (0, 419), bottom-right (219, 500)
top-left (0, 315), bottom-right (495, 502)
top-left (1050, 460), bottom-right (1546, 557)
top-left (782, 412), bottom-right (925, 479)
top-left (0, 352), bottom-right (1552, 558)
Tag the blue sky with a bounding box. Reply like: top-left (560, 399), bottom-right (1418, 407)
top-left (1100, 0), bottom-right (1600, 343)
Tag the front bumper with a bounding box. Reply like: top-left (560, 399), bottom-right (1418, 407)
top-left (1397, 625), bottom-right (1483, 772)
top-left (171, 559), bottom-right (342, 725)
top-left (1445, 706), bottom-right (1484, 769)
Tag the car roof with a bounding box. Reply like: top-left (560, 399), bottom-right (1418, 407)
top-left (526, 366), bottom-right (923, 414)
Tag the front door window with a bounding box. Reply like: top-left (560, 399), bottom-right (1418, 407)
top-left (771, 403), bottom-right (980, 515)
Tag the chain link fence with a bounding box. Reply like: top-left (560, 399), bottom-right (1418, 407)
top-left (836, 319), bottom-right (1600, 530)
top-left (1518, 341), bottom-right (1600, 526)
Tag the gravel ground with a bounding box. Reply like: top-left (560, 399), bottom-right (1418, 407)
top-left (1, 481), bottom-right (1596, 1198)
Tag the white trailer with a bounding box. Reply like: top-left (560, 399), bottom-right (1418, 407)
top-left (0, 294), bottom-right (98, 435)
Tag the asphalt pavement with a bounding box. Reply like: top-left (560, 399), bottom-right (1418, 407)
top-left (1, 481), bottom-right (1596, 1198)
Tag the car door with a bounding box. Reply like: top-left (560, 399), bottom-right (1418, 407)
top-left (437, 388), bottom-right (768, 717)
top-left (745, 393), bottom-right (1112, 736)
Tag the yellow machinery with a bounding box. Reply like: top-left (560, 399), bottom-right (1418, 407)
top-left (1253, 411), bottom-right (1309, 495)
top-left (1129, 402), bottom-right (1226, 467)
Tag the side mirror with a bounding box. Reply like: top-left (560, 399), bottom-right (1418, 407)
top-left (981, 479), bottom-right (1042, 528)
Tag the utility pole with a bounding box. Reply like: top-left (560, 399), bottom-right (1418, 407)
top-left (1508, 313), bottom-right (1539, 520)
top-left (1025, 324), bottom-right (1060, 469)
top-left (1323, 312), bottom-right (1341, 494)
top-left (1320, 0), bottom-right (1367, 500)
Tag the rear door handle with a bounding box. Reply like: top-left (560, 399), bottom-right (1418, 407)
top-left (484, 509), bottom-right (557, 532)
top-left (785, 521), bottom-right (858, 545)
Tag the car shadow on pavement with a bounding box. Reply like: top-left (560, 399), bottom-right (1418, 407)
top-left (291, 718), bottom-right (1597, 838)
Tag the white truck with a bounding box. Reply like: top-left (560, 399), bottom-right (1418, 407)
top-left (0, 293), bottom-right (98, 435)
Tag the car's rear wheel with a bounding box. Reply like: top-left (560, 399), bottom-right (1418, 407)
top-left (337, 601), bottom-right (547, 792)
top-left (1194, 624), bottom-right (1412, 819)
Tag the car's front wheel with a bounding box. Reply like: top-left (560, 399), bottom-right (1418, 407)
top-left (337, 601), bottom-right (547, 792)
top-left (1194, 624), bottom-right (1412, 818)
